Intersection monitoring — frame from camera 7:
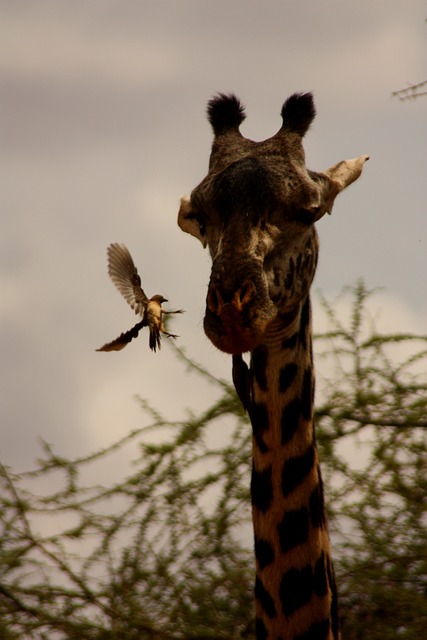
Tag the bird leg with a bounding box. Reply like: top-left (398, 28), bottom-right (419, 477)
top-left (161, 328), bottom-right (179, 340)
top-left (159, 308), bottom-right (184, 341)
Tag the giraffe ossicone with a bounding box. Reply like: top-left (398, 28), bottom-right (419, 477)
top-left (178, 92), bottom-right (368, 640)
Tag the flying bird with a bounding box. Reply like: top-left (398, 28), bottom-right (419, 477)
top-left (96, 243), bottom-right (183, 353)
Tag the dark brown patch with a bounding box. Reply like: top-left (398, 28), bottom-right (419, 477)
top-left (280, 396), bottom-right (301, 444)
top-left (278, 306), bottom-right (300, 326)
top-left (281, 332), bottom-right (298, 350)
top-left (285, 256), bottom-right (295, 290)
top-left (303, 251), bottom-right (314, 272)
top-left (255, 537), bottom-right (275, 569)
top-left (251, 465), bottom-right (273, 512)
top-left (301, 367), bottom-right (313, 421)
top-left (255, 617), bottom-right (268, 640)
top-left (295, 619), bottom-right (331, 640)
top-left (298, 209), bottom-right (317, 226)
top-left (327, 558), bottom-right (340, 640)
top-left (313, 552), bottom-right (328, 597)
top-left (252, 344), bottom-right (268, 391)
top-left (309, 473), bottom-right (326, 528)
top-left (255, 576), bottom-right (277, 619)
top-left (299, 296), bottom-right (310, 350)
top-left (282, 445), bottom-right (315, 497)
top-left (232, 354), bottom-right (252, 411)
top-left (250, 402), bottom-right (270, 453)
top-left (279, 564), bottom-right (313, 617)
top-left (279, 363), bottom-right (298, 394)
top-left (277, 507), bottom-right (309, 553)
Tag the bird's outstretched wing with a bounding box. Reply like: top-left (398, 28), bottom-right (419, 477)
top-left (107, 243), bottom-right (148, 316)
top-left (96, 319), bottom-right (147, 352)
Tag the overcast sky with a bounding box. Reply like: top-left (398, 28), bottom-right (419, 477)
top-left (1, 1), bottom-right (426, 472)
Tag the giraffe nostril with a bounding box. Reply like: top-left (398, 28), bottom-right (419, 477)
top-left (208, 279), bottom-right (255, 316)
top-left (234, 279), bottom-right (255, 310)
top-left (233, 280), bottom-right (255, 308)
top-left (238, 285), bottom-right (249, 303)
top-left (207, 283), bottom-right (223, 314)
top-left (241, 280), bottom-right (255, 302)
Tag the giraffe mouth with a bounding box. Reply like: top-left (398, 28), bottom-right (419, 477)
top-left (204, 304), bottom-right (275, 354)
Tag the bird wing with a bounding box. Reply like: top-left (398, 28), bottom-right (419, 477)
top-left (96, 319), bottom-right (147, 352)
top-left (107, 243), bottom-right (148, 315)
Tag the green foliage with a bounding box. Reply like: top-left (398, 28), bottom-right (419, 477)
top-left (0, 283), bottom-right (426, 639)
top-left (314, 282), bottom-right (427, 639)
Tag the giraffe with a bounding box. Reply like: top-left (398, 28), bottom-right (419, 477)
top-left (177, 92), bottom-right (368, 640)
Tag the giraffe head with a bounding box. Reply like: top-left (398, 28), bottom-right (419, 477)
top-left (178, 93), bottom-right (368, 354)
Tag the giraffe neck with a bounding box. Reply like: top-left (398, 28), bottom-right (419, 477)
top-left (249, 296), bottom-right (339, 640)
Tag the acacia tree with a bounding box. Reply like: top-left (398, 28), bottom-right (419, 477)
top-left (392, 79), bottom-right (427, 100)
top-left (314, 285), bottom-right (427, 639)
top-left (392, 20), bottom-right (427, 100)
top-left (0, 283), bottom-right (426, 640)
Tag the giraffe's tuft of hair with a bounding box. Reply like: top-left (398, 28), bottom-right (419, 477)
top-left (280, 92), bottom-right (316, 137)
top-left (207, 93), bottom-right (246, 134)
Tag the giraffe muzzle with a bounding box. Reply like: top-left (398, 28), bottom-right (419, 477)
top-left (204, 278), bottom-right (275, 354)
top-left (207, 279), bottom-right (255, 316)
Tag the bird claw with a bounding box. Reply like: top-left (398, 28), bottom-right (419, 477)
top-left (163, 308), bottom-right (185, 315)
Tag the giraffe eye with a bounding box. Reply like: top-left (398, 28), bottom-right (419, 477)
top-left (187, 210), bottom-right (206, 237)
top-left (298, 208), bottom-right (319, 225)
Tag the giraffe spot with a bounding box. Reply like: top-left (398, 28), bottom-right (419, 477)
top-left (301, 367), bottom-right (313, 421)
top-left (303, 251), bottom-right (313, 273)
top-left (250, 402), bottom-right (270, 453)
top-left (255, 576), bottom-right (277, 619)
top-left (299, 296), bottom-right (311, 350)
top-left (279, 362), bottom-right (298, 394)
top-left (255, 617), bottom-right (268, 640)
top-left (327, 557), bottom-right (340, 639)
top-left (294, 618), bottom-right (331, 640)
top-left (280, 396), bottom-right (301, 444)
top-left (309, 473), bottom-right (326, 528)
top-left (313, 552), bottom-right (328, 597)
top-left (252, 344), bottom-right (268, 391)
top-left (255, 536), bottom-right (275, 569)
top-left (277, 507), bottom-right (309, 553)
top-left (279, 306), bottom-right (300, 326)
top-left (251, 465), bottom-right (273, 512)
top-left (232, 354), bottom-right (251, 411)
top-left (285, 256), bottom-right (295, 290)
top-left (279, 550), bottom-right (332, 622)
top-left (279, 564), bottom-right (313, 617)
top-left (281, 445), bottom-right (315, 497)
top-left (281, 332), bottom-right (298, 350)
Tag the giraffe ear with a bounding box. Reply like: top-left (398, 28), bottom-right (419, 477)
top-left (177, 195), bottom-right (207, 248)
top-left (314, 155), bottom-right (370, 217)
top-left (324, 155), bottom-right (370, 189)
